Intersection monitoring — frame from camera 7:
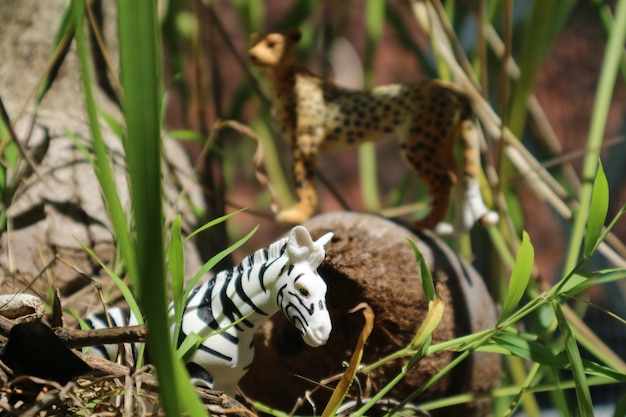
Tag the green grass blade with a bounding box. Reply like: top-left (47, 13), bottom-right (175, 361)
top-left (491, 333), bottom-right (566, 367)
top-left (167, 129), bottom-right (205, 143)
top-left (499, 231), bottom-right (534, 323)
top-left (72, 0), bottom-right (137, 287)
top-left (116, 0), bottom-right (204, 414)
top-left (508, 0), bottom-right (575, 136)
top-left (563, 0), bottom-right (626, 275)
top-left (184, 225), bottom-right (259, 302)
top-left (185, 208), bottom-right (245, 241)
top-left (358, 0), bottom-right (386, 214)
top-left (169, 215), bottom-right (185, 344)
top-left (176, 331), bottom-right (203, 361)
top-left (36, 1), bottom-right (76, 104)
top-left (177, 312), bottom-right (254, 361)
top-left (583, 160), bottom-right (609, 257)
top-left (553, 301), bottom-right (594, 416)
top-left (172, 225), bottom-right (258, 350)
top-left (407, 238), bottom-right (436, 301)
top-left (77, 240), bottom-right (142, 324)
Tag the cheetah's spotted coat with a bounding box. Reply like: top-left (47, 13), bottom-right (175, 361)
top-left (249, 29), bottom-right (498, 235)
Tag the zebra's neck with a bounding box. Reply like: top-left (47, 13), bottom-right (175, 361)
top-left (185, 236), bottom-right (291, 337)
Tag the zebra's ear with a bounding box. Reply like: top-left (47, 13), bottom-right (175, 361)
top-left (287, 226), bottom-right (332, 268)
top-left (287, 226), bottom-right (325, 268)
top-left (287, 226), bottom-right (315, 263)
top-left (315, 232), bottom-right (333, 249)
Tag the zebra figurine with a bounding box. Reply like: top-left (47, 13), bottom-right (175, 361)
top-left (87, 225), bottom-right (334, 396)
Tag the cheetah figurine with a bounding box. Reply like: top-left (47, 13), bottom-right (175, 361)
top-left (249, 29), bottom-right (499, 235)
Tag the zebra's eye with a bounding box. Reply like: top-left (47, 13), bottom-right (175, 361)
top-left (299, 288), bottom-right (309, 297)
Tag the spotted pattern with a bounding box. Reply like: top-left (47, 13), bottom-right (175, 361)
top-left (249, 29), bottom-right (496, 232)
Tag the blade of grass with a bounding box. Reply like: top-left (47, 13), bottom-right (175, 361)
top-left (116, 0), bottom-right (204, 414)
top-left (358, 0), bottom-right (386, 214)
top-left (409, 297), bottom-right (444, 350)
top-left (508, 0), bottom-right (576, 137)
top-left (72, 0), bottom-right (137, 289)
top-left (172, 224), bottom-right (258, 352)
top-left (590, 0), bottom-right (626, 81)
top-left (553, 301), bottom-right (594, 416)
top-left (177, 312), bottom-right (254, 361)
top-left (184, 225), bottom-right (258, 302)
top-left (544, 367), bottom-right (573, 417)
top-left (35, 1), bottom-right (76, 105)
top-left (169, 215), bottom-right (185, 344)
top-left (185, 208), bottom-right (245, 241)
top-left (321, 303), bottom-right (374, 417)
top-left (352, 339), bottom-right (434, 417)
top-left (407, 238), bottom-right (436, 301)
top-left (77, 240), bottom-right (142, 324)
top-left (563, 0), bottom-right (626, 275)
top-left (502, 363), bottom-right (542, 417)
top-left (583, 160), bottom-right (609, 257)
top-left (499, 231), bottom-right (534, 323)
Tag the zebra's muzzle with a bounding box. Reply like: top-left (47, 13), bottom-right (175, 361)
top-left (301, 320), bottom-right (331, 347)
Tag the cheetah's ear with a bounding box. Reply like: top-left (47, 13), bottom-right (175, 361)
top-left (284, 28), bottom-right (302, 44)
top-left (249, 32), bottom-right (260, 46)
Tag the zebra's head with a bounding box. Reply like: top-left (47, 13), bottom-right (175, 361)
top-left (278, 226), bottom-right (333, 347)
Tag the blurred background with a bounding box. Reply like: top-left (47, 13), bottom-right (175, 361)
top-left (159, 0), bottom-right (626, 408)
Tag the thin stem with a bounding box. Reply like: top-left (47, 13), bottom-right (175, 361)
top-left (562, 0), bottom-right (626, 274)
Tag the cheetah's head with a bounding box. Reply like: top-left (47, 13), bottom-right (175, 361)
top-left (248, 29), bottom-right (301, 68)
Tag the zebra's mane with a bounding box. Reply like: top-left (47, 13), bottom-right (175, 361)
top-left (258, 234), bottom-right (289, 263)
top-left (215, 234), bottom-right (290, 282)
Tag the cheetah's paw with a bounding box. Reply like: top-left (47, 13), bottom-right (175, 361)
top-left (479, 211), bottom-right (499, 227)
top-left (275, 207), bottom-right (312, 227)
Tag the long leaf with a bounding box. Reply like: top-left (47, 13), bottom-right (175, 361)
top-left (583, 160), bottom-right (609, 257)
top-left (499, 231), bottom-right (534, 322)
top-left (72, 0), bottom-right (137, 288)
top-left (321, 303), bottom-right (374, 417)
top-left (169, 215), bottom-right (185, 344)
top-left (409, 297), bottom-right (444, 350)
top-left (358, 0), bottom-right (386, 214)
top-left (183, 225), bottom-right (259, 302)
top-left (508, 0), bottom-right (576, 136)
top-left (553, 301), bottom-right (594, 416)
top-left (185, 208), bottom-right (245, 241)
top-left (407, 238), bottom-right (436, 301)
top-left (78, 241), bottom-right (141, 322)
top-left (116, 0), bottom-right (204, 414)
top-left (563, 0), bottom-right (626, 274)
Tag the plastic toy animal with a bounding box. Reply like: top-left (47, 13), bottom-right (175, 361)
top-left (249, 29), bottom-right (498, 235)
top-left (87, 225), bottom-right (334, 396)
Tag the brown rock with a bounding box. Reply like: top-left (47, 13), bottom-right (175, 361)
top-left (241, 212), bottom-right (500, 416)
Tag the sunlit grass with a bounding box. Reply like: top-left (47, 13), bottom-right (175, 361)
top-left (60, 0), bottom-right (626, 415)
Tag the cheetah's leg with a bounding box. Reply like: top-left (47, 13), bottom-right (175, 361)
top-left (435, 119), bottom-right (499, 235)
top-left (400, 130), bottom-right (456, 230)
top-left (275, 139), bottom-right (318, 226)
top-left (412, 161), bottom-right (455, 230)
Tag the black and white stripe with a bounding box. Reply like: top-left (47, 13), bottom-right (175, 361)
top-left (85, 225), bottom-right (333, 396)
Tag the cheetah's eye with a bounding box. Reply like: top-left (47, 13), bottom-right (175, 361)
top-left (267, 40), bottom-right (277, 48)
top-left (299, 288), bottom-right (309, 297)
